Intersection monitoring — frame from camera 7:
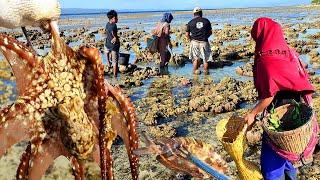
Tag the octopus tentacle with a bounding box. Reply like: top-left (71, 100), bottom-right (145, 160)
top-left (48, 21), bottom-right (76, 60)
top-left (27, 138), bottom-right (73, 180)
top-left (17, 136), bottom-right (85, 180)
top-left (70, 156), bottom-right (85, 180)
top-left (0, 103), bottom-right (33, 157)
top-left (106, 83), bottom-right (139, 180)
top-left (99, 131), bottom-right (114, 180)
top-left (49, 21), bottom-right (62, 56)
top-left (0, 33), bottom-right (44, 95)
top-left (79, 46), bottom-right (139, 179)
top-left (80, 47), bottom-right (138, 179)
top-left (78, 46), bottom-right (114, 179)
top-left (0, 33), bottom-right (40, 67)
top-left (157, 154), bottom-right (204, 178)
top-left (16, 142), bottom-right (31, 180)
top-left (98, 83), bottom-right (114, 180)
top-left (136, 137), bottom-right (229, 178)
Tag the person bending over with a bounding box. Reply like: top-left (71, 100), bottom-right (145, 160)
top-left (245, 17), bottom-right (318, 180)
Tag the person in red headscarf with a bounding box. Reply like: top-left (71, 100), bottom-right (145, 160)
top-left (244, 17), bottom-right (318, 180)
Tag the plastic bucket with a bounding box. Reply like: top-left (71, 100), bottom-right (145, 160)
top-left (119, 53), bottom-right (130, 66)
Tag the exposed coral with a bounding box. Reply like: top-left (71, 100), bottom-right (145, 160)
top-left (189, 77), bottom-right (257, 113)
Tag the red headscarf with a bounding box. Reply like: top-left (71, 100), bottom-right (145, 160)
top-left (251, 17), bottom-right (314, 99)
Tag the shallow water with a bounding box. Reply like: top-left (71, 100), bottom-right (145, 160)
top-left (0, 5), bottom-right (319, 113)
top-left (1, 5), bottom-right (320, 105)
top-left (0, 6), bottom-right (320, 180)
top-left (59, 6), bottom-right (320, 30)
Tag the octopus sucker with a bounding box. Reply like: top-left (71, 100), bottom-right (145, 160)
top-left (13, 42), bottom-right (20, 50)
top-left (3, 37), bottom-right (8, 45)
top-left (0, 46), bottom-right (6, 51)
top-left (0, 26), bottom-right (139, 178)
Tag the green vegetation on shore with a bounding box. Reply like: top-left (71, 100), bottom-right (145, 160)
top-left (312, 0), bottom-right (320, 4)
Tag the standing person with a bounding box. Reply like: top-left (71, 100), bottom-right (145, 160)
top-left (186, 7), bottom-right (212, 75)
top-left (153, 12), bottom-right (173, 73)
top-left (103, 46), bottom-right (111, 67)
top-left (245, 17), bottom-right (318, 180)
top-left (105, 10), bottom-right (120, 77)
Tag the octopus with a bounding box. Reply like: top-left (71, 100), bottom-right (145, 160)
top-left (134, 134), bottom-right (229, 179)
top-left (0, 20), bottom-right (139, 179)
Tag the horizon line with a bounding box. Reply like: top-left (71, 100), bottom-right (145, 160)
top-left (61, 4), bottom-right (311, 12)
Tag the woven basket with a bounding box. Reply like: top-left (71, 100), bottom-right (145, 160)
top-left (216, 116), bottom-right (262, 180)
top-left (262, 103), bottom-right (314, 154)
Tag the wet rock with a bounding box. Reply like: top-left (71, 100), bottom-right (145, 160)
top-left (98, 28), bottom-right (106, 34)
top-left (133, 48), bottom-right (160, 64)
top-left (246, 121), bottom-right (263, 145)
top-left (169, 54), bottom-right (190, 66)
top-left (136, 76), bottom-right (190, 126)
top-left (0, 81), bottom-right (15, 105)
top-left (0, 70), bottom-right (13, 80)
top-left (148, 125), bottom-right (176, 138)
top-left (105, 64), bottom-right (139, 75)
top-left (170, 40), bottom-right (179, 47)
top-left (208, 60), bottom-right (233, 69)
top-left (0, 60), bottom-right (14, 80)
top-left (119, 65), bottom-right (127, 73)
top-left (236, 61), bottom-right (253, 77)
top-left (117, 66), bottom-right (159, 88)
top-left (307, 32), bottom-right (320, 39)
top-left (189, 77), bottom-right (257, 114)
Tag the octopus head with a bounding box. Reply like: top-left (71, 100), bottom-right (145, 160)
top-left (57, 97), bottom-right (95, 160)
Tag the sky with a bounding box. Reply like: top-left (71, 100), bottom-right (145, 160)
top-left (60, 0), bottom-right (311, 10)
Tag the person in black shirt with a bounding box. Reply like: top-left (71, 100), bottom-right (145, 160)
top-left (186, 7), bottom-right (212, 75)
top-left (106, 10), bottom-right (120, 77)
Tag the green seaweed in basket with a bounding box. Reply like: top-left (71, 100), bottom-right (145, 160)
top-left (283, 101), bottom-right (307, 131)
top-left (267, 106), bottom-right (283, 131)
top-left (268, 102), bottom-right (307, 132)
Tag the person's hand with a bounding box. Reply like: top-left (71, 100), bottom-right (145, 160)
top-left (244, 112), bottom-right (256, 127)
top-left (111, 37), bottom-right (117, 44)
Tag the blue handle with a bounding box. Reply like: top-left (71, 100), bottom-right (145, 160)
top-left (188, 154), bottom-right (230, 180)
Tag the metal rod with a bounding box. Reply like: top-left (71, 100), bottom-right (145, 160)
top-left (187, 153), bottom-right (230, 180)
top-left (21, 27), bottom-right (32, 47)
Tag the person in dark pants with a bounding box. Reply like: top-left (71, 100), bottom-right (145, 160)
top-left (152, 13), bottom-right (173, 74)
top-left (105, 10), bottom-right (120, 77)
top-left (245, 17), bottom-right (318, 180)
top-left (186, 7), bottom-right (212, 75)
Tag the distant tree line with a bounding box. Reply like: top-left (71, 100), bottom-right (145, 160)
top-left (312, 0), bottom-right (320, 4)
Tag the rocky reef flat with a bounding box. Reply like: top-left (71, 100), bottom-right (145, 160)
top-left (0, 5), bottom-right (320, 180)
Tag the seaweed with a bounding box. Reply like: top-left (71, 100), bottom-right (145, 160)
top-left (268, 105), bottom-right (282, 131)
top-left (290, 101), bottom-right (303, 130)
top-left (267, 101), bottom-right (307, 132)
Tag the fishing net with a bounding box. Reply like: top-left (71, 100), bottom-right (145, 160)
top-left (216, 115), bottom-right (262, 180)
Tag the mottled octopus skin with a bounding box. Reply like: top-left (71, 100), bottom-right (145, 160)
top-left (0, 28), bottom-right (139, 179)
top-left (135, 136), bottom-right (228, 179)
